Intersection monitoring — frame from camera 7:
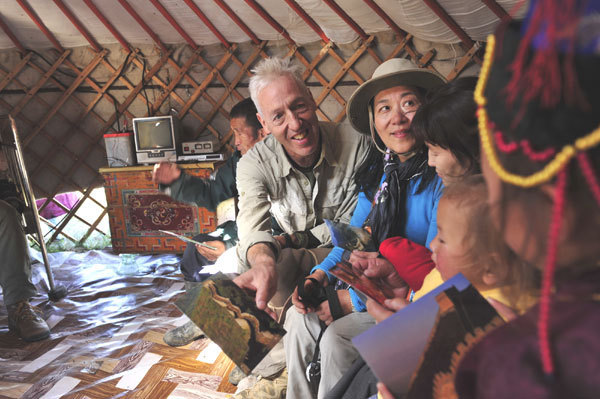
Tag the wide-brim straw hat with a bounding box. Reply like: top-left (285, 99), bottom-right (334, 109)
top-left (346, 58), bottom-right (446, 135)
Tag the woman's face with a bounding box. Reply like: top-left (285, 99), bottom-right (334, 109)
top-left (373, 86), bottom-right (420, 159)
top-left (426, 143), bottom-right (469, 185)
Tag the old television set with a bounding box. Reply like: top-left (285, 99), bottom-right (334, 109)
top-left (132, 115), bottom-right (181, 164)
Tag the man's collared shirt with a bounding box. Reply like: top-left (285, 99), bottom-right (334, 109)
top-left (236, 121), bottom-right (370, 268)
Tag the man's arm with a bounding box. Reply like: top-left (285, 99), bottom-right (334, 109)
top-left (235, 151), bottom-right (279, 267)
top-left (153, 155), bottom-right (238, 212)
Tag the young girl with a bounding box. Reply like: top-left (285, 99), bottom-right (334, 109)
top-left (411, 77), bottom-right (479, 186)
top-left (363, 176), bottom-right (524, 322)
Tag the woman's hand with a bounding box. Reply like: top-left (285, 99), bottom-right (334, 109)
top-left (366, 296), bottom-right (409, 323)
top-left (351, 255), bottom-right (409, 300)
top-left (315, 290), bottom-right (353, 325)
top-left (291, 269), bottom-right (327, 314)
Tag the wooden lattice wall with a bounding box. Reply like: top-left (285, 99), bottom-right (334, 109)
top-left (0, 1), bottom-right (485, 250)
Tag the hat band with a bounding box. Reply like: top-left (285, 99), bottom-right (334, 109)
top-left (475, 34), bottom-right (600, 188)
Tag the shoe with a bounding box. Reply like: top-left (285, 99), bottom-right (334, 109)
top-left (234, 368), bottom-right (287, 399)
top-left (163, 320), bottom-right (204, 347)
top-left (229, 365), bottom-right (247, 386)
top-left (7, 301), bottom-right (51, 342)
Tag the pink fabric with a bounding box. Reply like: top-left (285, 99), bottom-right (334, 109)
top-left (36, 193), bottom-right (79, 219)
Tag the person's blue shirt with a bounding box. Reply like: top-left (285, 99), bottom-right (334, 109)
top-left (312, 173), bottom-right (443, 311)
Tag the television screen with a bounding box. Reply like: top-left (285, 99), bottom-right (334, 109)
top-left (134, 117), bottom-right (174, 151)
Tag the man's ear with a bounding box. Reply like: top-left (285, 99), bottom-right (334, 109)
top-left (257, 128), bottom-right (269, 140)
top-left (256, 112), bottom-right (269, 134)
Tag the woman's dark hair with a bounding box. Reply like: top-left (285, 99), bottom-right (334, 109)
top-left (411, 77), bottom-right (480, 174)
top-left (355, 143), bottom-right (384, 201)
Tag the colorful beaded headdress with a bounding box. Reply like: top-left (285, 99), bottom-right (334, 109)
top-left (475, 0), bottom-right (600, 378)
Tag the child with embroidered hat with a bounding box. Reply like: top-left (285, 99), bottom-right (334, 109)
top-left (453, 0), bottom-right (600, 397)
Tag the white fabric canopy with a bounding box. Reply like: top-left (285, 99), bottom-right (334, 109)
top-left (0, 0), bottom-right (527, 50)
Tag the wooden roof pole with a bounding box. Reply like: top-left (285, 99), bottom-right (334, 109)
top-left (421, 0), bottom-right (474, 50)
top-left (480, 0), bottom-right (511, 22)
top-left (362, 0), bottom-right (406, 40)
top-left (182, 0), bottom-right (231, 49)
top-left (242, 0), bottom-right (296, 45)
top-left (52, 0), bottom-right (102, 52)
top-left (322, 0), bottom-right (368, 41)
top-left (213, 0), bottom-right (260, 45)
top-left (321, 0), bottom-right (382, 63)
top-left (149, 0), bottom-right (198, 50)
top-left (116, 0), bottom-right (167, 53)
top-left (283, 0), bottom-right (330, 43)
top-left (82, 0), bottom-right (130, 52)
top-left (16, 0), bottom-right (65, 52)
top-left (0, 13), bottom-right (27, 53)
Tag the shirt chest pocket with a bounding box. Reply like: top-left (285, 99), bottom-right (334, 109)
top-left (317, 177), bottom-right (349, 220)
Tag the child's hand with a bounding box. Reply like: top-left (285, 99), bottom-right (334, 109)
top-left (366, 297), bottom-right (408, 323)
top-left (376, 382), bottom-right (397, 399)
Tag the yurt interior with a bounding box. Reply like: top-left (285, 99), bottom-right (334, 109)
top-left (0, 1), bottom-right (523, 398)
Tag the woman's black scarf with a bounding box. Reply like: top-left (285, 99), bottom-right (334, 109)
top-left (365, 147), bottom-right (429, 247)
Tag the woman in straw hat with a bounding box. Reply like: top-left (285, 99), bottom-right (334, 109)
top-left (284, 58), bottom-right (445, 399)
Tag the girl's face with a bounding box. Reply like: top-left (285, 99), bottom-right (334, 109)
top-left (373, 86), bottom-right (420, 160)
top-left (426, 143), bottom-right (468, 185)
top-left (430, 197), bottom-right (471, 281)
top-left (480, 149), bottom-right (543, 267)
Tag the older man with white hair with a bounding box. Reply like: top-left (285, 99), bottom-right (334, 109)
top-left (234, 57), bottom-right (370, 317)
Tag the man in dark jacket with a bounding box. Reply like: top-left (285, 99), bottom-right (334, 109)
top-left (152, 98), bottom-right (267, 346)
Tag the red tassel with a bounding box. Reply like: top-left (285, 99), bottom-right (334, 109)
top-left (505, 0), bottom-right (582, 109)
top-left (538, 166), bottom-right (568, 377)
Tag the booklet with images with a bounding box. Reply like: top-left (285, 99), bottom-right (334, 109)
top-left (352, 274), bottom-right (505, 399)
top-left (175, 273), bottom-right (286, 375)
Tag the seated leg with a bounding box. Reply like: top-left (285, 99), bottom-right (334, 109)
top-left (317, 312), bottom-right (376, 398)
top-left (0, 199), bottom-right (50, 341)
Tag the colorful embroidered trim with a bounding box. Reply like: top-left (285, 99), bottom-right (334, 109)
top-left (493, 129), bottom-right (557, 161)
top-left (475, 34), bottom-right (600, 188)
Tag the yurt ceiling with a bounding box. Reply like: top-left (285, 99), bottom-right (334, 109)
top-left (0, 0), bottom-right (525, 250)
top-left (0, 0), bottom-right (525, 49)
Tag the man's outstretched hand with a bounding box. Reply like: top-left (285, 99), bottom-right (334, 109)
top-left (233, 243), bottom-right (278, 318)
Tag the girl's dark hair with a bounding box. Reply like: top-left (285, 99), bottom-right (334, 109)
top-left (411, 77), bottom-right (480, 174)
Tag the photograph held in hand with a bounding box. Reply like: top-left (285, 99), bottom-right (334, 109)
top-left (329, 261), bottom-right (395, 306)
